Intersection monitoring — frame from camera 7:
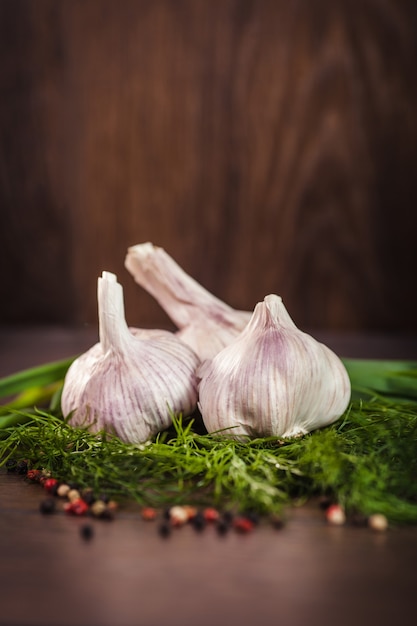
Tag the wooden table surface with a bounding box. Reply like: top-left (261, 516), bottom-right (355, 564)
top-left (1, 326), bottom-right (417, 626)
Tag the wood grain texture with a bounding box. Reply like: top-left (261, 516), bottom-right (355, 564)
top-left (0, 0), bottom-right (416, 331)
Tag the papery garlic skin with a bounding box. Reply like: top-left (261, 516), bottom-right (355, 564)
top-left (198, 294), bottom-right (351, 439)
top-left (125, 242), bottom-right (251, 361)
top-left (61, 271), bottom-right (199, 443)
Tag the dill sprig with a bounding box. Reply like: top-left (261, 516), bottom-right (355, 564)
top-left (1, 396), bottom-right (417, 523)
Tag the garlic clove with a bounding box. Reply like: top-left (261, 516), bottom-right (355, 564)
top-left (197, 294), bottom-right (351, 439)
top-left (61, 271), bottom-right (199, 443)
top-left (124, 242), bottom-right (251, 361)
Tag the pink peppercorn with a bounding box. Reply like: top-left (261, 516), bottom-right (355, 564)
top-left (203, 507), bottom-right (220, 522)
top-left (64, 498), bottom-right (89, 516)
top-left (141, 507), bottom-right (157, 521)
top-left (26, 469), bottom-right (42, 482)
top-left (233, 517), bottom-right (255, 533)
top-left (43, 478), bottom-right (58, 494)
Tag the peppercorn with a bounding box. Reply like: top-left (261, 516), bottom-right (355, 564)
top-left (90, 499), bottom-right (114, 520)
top-left (190, 511), bottom-right (206, 532)
top-left (81, 489), bottom-right (96, 505)
top-left (158, 521), bottom-right (172, 538)
top-left (368, 513), bottom-right (388, 532)
top-left (203, 507), bottom-right (220, 522)
top-left (222, 511), bottom-right (234, 524)
top-left (90, 500), bottom-right (107, 518)
top-left (43, 478), bottom-right (59, 494)
top-left (169, 505), bottom-right (189, 526)
top-left (183, 505), bottom-right (198, 521)
top-left (216, 518), bottom-right (231, 536)
top-left (325, 504), bottom-right (346, 526)
top-left (26, 469), bottom-right (42, 482)
top-left (233, 516), bottom-right (255, 534)
top-left (16, 460), bottom-right (28, 475)
top-left (80, 523), bottom-right (94, 541)
top-left (141, 507), bottom-right (157, 521)
top-left (39, 498), bottom-right (56, 515)
top-left (67, 488), bottom-right (81, 502)
top-left (64, 498), bottom-right (89, 516)
top-left (57, 483), bottom-right (71, 498)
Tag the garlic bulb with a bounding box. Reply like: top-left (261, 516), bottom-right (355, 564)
top-left (198, 294), bottom-right (351, 439)
top-left (125, 242), bottom-right (251, 361)
top-left (61, 271), bottom-right (199, 443)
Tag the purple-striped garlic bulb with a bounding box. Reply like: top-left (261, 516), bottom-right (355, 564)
top-left (198, 294), bottom-right (351, 440)
top-left (61, 271), bottom-right (199, 443)
top-left (124, 242), bottom-right (251, 361)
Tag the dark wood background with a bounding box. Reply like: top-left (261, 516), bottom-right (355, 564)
top-left (1, 0), bottom-right (416, 333)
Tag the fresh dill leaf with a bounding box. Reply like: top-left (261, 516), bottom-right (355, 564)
top-left (1, 396), bottom-right (417, 523)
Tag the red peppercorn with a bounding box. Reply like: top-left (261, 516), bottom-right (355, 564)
top-left (141, 507), bottom-right (157, 521)
top-left (27, 469), bottom-right (42, 482)
top-left (64, 498), bottom-right (89, 516)
top-left (233, 517), bottom-right (255, 533)
top-left (203, 507), bottom-right (220, 522)
top-left (43, 477), bottom-right (58, 494)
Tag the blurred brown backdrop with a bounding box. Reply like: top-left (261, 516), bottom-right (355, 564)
top-left (1, 0), bottom-right (416, 333)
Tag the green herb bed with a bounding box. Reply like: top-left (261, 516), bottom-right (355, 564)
top-left (1, 357), bottom-right (417, 523)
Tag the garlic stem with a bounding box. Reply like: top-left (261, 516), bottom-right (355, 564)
top-left (125, 242), bottom-right (251, 360)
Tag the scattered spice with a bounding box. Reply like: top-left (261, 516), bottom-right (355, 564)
top-left (57, 483), bottom-right (71, 498)
top-left (203, 507), bottom-right (220, 523)
top-left (67, 488), bottom-right (81, 502)
top-left (216, 518), bottom-right (231, 536)
top-left (368, 513), bottom-right (388, 532)
top-left (64, 498), bottom-right (89, 516)
top-left (141, 507), bottom-right (157, 521)
top-left (90, 500), bottom-right (108, 518)
top-left (39, 497), bottom-right (56, 515)
top-left (43, 477), bottom-right (58, 494)
top-left (16, 460), bottom-right (28, 475)
top-left (169, 505), bottom-right (189, 526)
top-left (26, 469), bottom-right (42, 482)
top-left (325, 504), bottom-right (346, 526)
top-left (158, 521), bottom-right (172, 538)
top-left (233, 516), bottom-right (255, 534)
top-left (80, 523), bottom-right (94, 541)
top-left (190, 511), bottom-right (206, 532)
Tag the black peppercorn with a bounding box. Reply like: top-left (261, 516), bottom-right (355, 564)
top-left (158, 521), bottom-right (172, 538)
top-left (82, 489), bottom-right (96, 506)
top-left (191, 511), bottom-right (206, 532)
top-left (80, 523), bottom-right (94, 541)
top-left (39, 498), bottom-right (56, 515)
top-left (222, 510), bottom-right (234, 524)
top-left (16, 460), bottom-right (28, 475)
top-left (216, 518), bottom-right (230, 536)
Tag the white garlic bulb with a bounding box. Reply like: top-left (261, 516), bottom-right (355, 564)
top-left (198, 294), bottom-right (351, 439)
top-left (61, 271), bottom-right (199, 443)
top-left (124, 242), bottom-right (251, 361)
